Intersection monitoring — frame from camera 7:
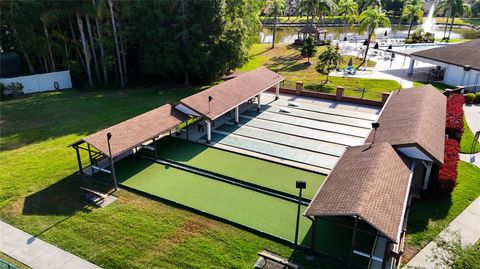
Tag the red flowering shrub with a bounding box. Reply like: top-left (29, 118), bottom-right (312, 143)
top-left (445, 94), bottom-right (464, 138)
top-left (437, 139), bottom-right (459, 193)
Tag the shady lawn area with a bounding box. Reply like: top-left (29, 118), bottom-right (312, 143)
top-left (0, 87), bottom-right (342, 269)
top-left (239, 43), bottom-right (401, 100)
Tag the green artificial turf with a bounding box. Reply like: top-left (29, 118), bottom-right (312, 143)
top-left (116, 156), bottom-right (311, 243)
top-left (0, 252), bottom-right (30, 269)
top-left (154, 137), bottom-right (325, 199)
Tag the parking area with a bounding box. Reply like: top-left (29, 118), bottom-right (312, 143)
top-left (202, 93), bottom-right (380, 173)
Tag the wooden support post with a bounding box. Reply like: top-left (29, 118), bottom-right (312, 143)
top-left (235, 106), bottom-right (239, 125)
top-left (275, 83), bottom-right (280, 100)
top-left (109, 156), bottom-right (118, 191)
top-left (153, 138), bottom-right (158, 160)
top-left (186, 121), bottom-right (190, 141)
top-left (206, 120), bottom-right (212, 143)
top-left (257, 94), bottom-right (261, 111)
top-left (87, 144), bottom-right (94, 176)
top-left (74, 146), bottom-right (83, 175)
top-left (309, 217), bottom-right (317, 254)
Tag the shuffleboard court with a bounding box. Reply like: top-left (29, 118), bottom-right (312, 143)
top-left (273, 99), bottom-right (379, 121)
top-left (232, 117), bottom-right (365, 146)
top-left (241, 110), bottom-right (370, 137)
top-left (155, 137), bottom-right (324, 199)
top-left (210, 132), bottom-right (339, 170)
top-left (254, 106), bottom-right (373, 128)
top-left (116, 156), bottom-right (313, 243)
top-left (216, 124), bottom-right (345, 156)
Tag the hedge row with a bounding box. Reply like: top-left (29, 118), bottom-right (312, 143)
top-left (437, 139), bottom-right (460, 193)
top-left (445, 93), bottom-right (464, 139)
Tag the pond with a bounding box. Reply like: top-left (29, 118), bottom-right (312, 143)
top-left (258, 26), bottom-right (479, 44)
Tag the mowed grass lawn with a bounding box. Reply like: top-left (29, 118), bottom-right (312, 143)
top-left (0, 88), bottom-right (339, 269)
top-left (239, 43), bottom-right (401, 100)
top-left (155, 137), bottom-right (325, 199)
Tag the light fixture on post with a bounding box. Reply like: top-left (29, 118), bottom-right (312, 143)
top-left (294, 180), bottom-right (306, 249)
top-left (106, 132), bottom-right (118, 191)
top-left (371, 122), bottom-right (380, 144)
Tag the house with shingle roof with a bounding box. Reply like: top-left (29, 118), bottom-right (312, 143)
top-left (304, 85), bottom-right (446, 269)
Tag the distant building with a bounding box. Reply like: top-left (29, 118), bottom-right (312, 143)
top-left (410, 39), bottom-right (480, 91)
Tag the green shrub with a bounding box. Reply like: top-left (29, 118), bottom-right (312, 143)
top-left (475, 92), bottom-right (480, 103)
top-left (465, 93), bottom-right (475, 103)
top-left (0, 82), bottom-right (5, 100)
top-left (6, 82), bottom-right (24, 97)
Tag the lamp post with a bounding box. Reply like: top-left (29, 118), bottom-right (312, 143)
top-left (208, 96), bottom-right (213, 114)
top-left (107, 132), bottom-right (118, 191)
top-left (294, 180), bottom-right (306, 249)
top-left (371, 122), bottom-right (380, 144)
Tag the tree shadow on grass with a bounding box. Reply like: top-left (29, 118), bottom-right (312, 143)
top-left (1, 87), bottom-right (200, 151)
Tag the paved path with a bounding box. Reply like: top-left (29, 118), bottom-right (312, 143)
top-left (460, 153), bottom-right (480, 168)
top-left (405, 196), bottom-right (480, 268)
top-left (464, 104), bottom-right (480, 136)
top-left (0, 221), bottom-right (101, 269)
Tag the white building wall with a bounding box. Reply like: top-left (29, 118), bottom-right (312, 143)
top-left (0, 70), bottom-right (72, 94)
top-left (444, 66), bottom-right (480, 92)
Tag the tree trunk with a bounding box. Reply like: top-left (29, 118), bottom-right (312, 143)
top-left (75, 12), bottom-right (93, 87)
top-left (69, 16), bottom-right (87, 72)
top-left (117, 20), bottom-right (128, 84)
top-left (42, 56), bottom-right (49, 72)
top-left (94, 14), bottom-right (108, 83)
top-left (357, 28), bottom-right (373, 69)
top-left (272, 6), bottom-right (277, 49)
top-left (43, 23), bottom-right (56, 71)
top-left (407, 17), bottom-right (413, 39)
top-left (448, 15), bottom-right (455, 40)
top-left (86, 15), bottom-right (99, 81)
top-left (181, 0), bottom-right (189, 85)
top-left (12, 26), bottom-right (35, 74)
top-left (443, 14), bottom-right (449, 39)
top-left (108, 0), bottom-right (125, 87)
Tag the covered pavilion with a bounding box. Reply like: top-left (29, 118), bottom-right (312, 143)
top-left (69, 104), bottom-right (188, 189)
top-left (295, 25), bottom-right (328, 44)
top-left (176, 66), bottom-right (284, 143)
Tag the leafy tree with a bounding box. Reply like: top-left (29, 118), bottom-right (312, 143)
top-left (316, 0), bottom-right (337, 28)
top-left (316, 45), bottom-right (343, 83)
top-left (429, 230), bottom-right (480, 269)
top-left (266, 0), bottom-right (286, 49)
top-left (337, 0), bottom-right (358, 35)
top-left (437, 0), bottom-right (471, 40)
top-left (300, 37), bottom-right (317, 64)
top-left (400, 0), bottom-right (425, 40)
top-left (357, 7), bottom-right (390, 69)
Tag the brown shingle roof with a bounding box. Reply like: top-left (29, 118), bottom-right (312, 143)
top-left (305, 142), bottom-right (412, 242)
top-left (366, 84), bottom-right (446, 164)
top-left (82, 104), bottom-right (187, 158)
top-left (411, 39), bottom-right (480, 71)
top-left (179, 67), bottom-right (284, 120)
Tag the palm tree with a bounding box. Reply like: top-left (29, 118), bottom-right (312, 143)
top-left (316, 0), bottom-right (337, 28)
top-left (338, 0), bottom-right (358, 36)
top-left (437, 0), bottom-right (470, 40)
top-left (92, 0), bottom-right (108, 83)
top-left (357, 7), bottom-right (390, 69)
top-left (299, 0), bottom-right (317, 28)
top-left (266, 0), bottom-right (286, 49)
top-left (401, 0), bottom-right (425, 40)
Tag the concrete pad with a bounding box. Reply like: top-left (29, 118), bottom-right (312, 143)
top-left (0, 221), bottom-right (102, 269)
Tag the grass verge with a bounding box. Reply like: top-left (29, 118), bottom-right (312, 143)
top-left (460, 117), bottom-right (480, 154)
top-left (405, 161), bottom-right (480, 261)
top-left (0, 87), bottom-right (338, 268)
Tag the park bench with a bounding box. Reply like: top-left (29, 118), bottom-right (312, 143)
top-left (80, 187), bottom-right (108, 206)
top-left (255, 250), bottom-right (300, 269)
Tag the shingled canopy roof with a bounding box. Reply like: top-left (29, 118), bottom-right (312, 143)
top-left (305, 142), bottom-right (412, 242)
top-left (411, 39), bottom-right (480, 71)
top-left (179, 67), bottom-right (284, 120)
top-left (77, 104), bottom-right (187, 158)
top-left (365, 84), bottom-right (446, 164)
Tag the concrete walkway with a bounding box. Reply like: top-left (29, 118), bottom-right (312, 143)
top-left (460, 153), bottom-right (480, 167)
top-left (405, 196), bottom-right (480, 268)
top-left (464, 104), bottom-right (480, 135)
top-left (0, 221), bottom-right (101, 269)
